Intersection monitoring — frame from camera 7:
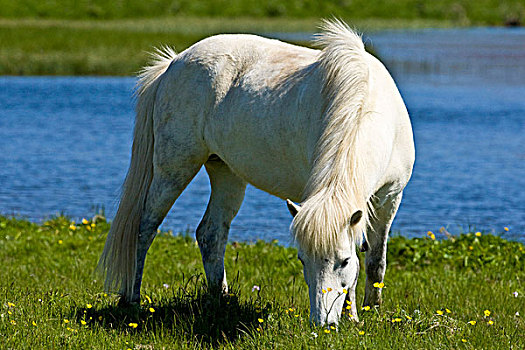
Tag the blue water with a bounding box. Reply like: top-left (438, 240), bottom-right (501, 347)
top-left (1, 28), bottom-right (524, 243)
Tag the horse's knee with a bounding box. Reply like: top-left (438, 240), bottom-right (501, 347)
top-left (365, 253), bottom-right (386, 277)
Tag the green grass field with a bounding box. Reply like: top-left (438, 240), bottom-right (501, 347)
top-left (1, 215), bottom-right (523, 349)
top-left (0, 16), bottom-right (452, 76)
top-left (1, 0), bottom-right (522, 24)
top-left (1, 0), bottom-right (522, 75)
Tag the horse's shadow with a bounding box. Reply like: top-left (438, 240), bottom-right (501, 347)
top-left (75, 279), bottom-right (267, 345)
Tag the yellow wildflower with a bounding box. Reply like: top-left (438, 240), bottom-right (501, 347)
top-left (504, 227), bottom-right (509, 231)
top-left (294, 314), bottom-right (299, 318)
top-left (405, 315), bottom-right (412, 320)
top-left (358, 331), bottom-right (365, 335)
top-left (461, 339), bottom-right (467, 343)
top-left (343, 289), bottom-right (348, 294)
top-left (445, 308), bottom-right (451, 314)
top-left (436, 310), bottom-right (444, 315)
top-left (475, 232), bottom-right (482, 237)
top-left (69, 224), bottom-right (76, 231)
top-left (468, 320), bottom-right (476, 325)
top-left (468, 246), bottom-right (473, 250)
top-left (7, 302), bottom-right (15, 307)
top-left (81, 320), bottom-right (87, 325)
top-left (330, 325), bottom-right (336, 330)
top-left (258, 318), bottom-right (263, 323)
top-left (488, 320), bottom-right (494, 325)
top-left (322, 289), bottom-right (327, 294)
top-left (86, 226), bottom-right (91, 231)
top-left (63, 319), bottom-right (69, 323)
top-left (145, 295), bottom-right (152, 304)
top-left (346, 300), bottom-right (352, 305)
top-left (394, 318), bottom-right (402, 322)
top-left (32, 321), bottom-right (37, 326)
top-left (362, 306), bottom-right (371, 311)
top-left (327, 287), bottom-right (332, 292)
top-left (128, 322), bottom-right (138, 328)
top-left (8, 311), bottom-right (12, 315)
top-left (82, 218), bottom-right (89, 225)
top-left (427, 231), bottom-right (436, 240)
top-left (346, 305), bottom-right (351, 310)
top-left (484, 309), bottom-right (491, 317)
top-left (86, 303), bottom-right (92, 309)
top-left (58, 240), bottom-right (63, 245)
top-left (149, 307), bottom-right (155, 313)
top-left (10, 320), bottom-right (16, 325)
top-left (324, 329), bottom-right (330, 334)
top-left (91, 223), bottom-right (96, 228)
top-left (373, 282), bottom-right (385, 288)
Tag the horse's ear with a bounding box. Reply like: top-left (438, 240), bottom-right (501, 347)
top-left (349, 210), bottom-right (363, 226)
top-left (286, 199), bottom-right (301, 217)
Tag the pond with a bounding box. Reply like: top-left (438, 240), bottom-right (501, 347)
top-left (0, 27), bottom-right (524, 243)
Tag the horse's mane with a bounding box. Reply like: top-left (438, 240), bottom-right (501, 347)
top-left (292, 19), bottom-right (373, 257)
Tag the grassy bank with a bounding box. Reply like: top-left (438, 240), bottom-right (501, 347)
top-left (1, 1), bottom-right (522, 75)
top-left (1, 215), bottom-right (523, 349)
top-left (1, 0), bottom-right (523, 25)
top-left (0, 16), bottom-right (452, 76)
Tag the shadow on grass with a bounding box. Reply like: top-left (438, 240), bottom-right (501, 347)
top-left (73, 275), bottom-right (268, 345)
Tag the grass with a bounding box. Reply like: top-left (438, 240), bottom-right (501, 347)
top-left (0, 16), bottom-right (456, 76)
top-left (1, 1), bottom-right (522, 75)
top-left (1, 215), bottom-right (524, 349)
top-left (0, 0), bottom-right (523, 25)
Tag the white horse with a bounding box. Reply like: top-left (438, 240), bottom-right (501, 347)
top-left (98, 19), bottom-right (414, 326)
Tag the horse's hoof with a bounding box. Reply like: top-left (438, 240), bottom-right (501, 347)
top-left (117, 297), bottom-right (139, 308)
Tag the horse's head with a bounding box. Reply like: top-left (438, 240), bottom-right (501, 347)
top-left (287, 199), bottom-right (362, 326)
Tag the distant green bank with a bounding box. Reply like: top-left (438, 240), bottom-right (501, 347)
top-left (0, 0), bottom-right (523, 75)
top-left (1, 215), bottom-right (524, 349)
top-left (1, 0), bottom-right (523, 26)
top-left (0, 16), bottom-right (448, 76)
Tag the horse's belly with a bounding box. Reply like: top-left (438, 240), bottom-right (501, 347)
top-left (216, 140), bottom-right (310, 202)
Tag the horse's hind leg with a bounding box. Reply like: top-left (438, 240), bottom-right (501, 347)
top-left (197, 157), bottom-right (247, 293)
top-left (127, 160), bottom-right (203, 303)
top-left (363, 191), bottom-right (403, 307)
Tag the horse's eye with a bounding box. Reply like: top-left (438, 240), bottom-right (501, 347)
top-left (340, 258), bottom-right (350, 268)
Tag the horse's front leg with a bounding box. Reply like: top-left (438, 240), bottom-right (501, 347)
top-left (363, 192), bottom-right (403, 307)
top-left (197, 159), bottom-right (246, 293)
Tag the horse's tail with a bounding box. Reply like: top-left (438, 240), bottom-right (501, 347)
top-left (97, 47), bottom-right (177, 297)
top-left (293, 19), bottom-right (374, 257)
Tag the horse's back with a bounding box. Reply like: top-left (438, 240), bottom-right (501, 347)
top-left (171, 35), bottom-right (323, 199)
top-left (156, 33), bottom-right (413, 201)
